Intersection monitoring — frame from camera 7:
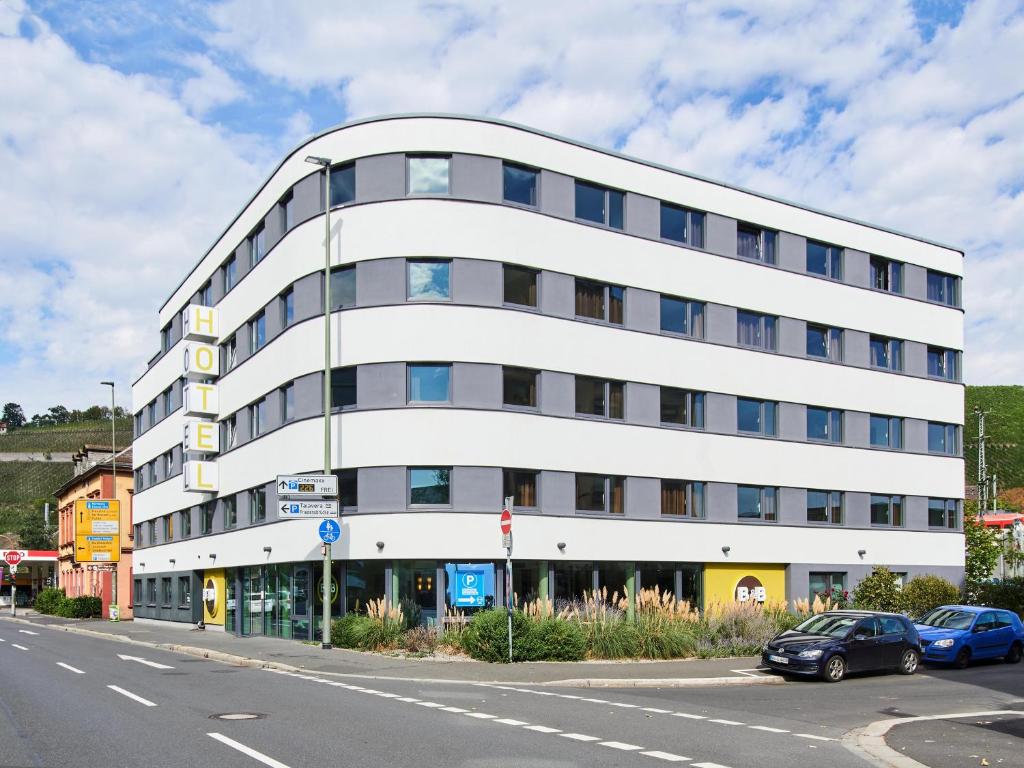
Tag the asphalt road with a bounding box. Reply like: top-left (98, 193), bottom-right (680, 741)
top-left (1, 621), bottom-right (1022, 768)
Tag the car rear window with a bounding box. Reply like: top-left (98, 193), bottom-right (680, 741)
top-left (918, 608), bottom-right (973, 630)
top-left (794, 614), bottom-right (858, 637)
top-left (880, 617), bottom-right (905, 635)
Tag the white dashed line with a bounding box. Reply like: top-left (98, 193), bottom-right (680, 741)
top-left (560, 733), bottom-right (601, 742)
top-left (611, 702), bottom-right (639, 708)
top-left (581, 697), bottom-right (609, 704)
top-left (465, 712), bottom-right (496, 720)
top-left (495, 718), bottom-right (530, 726)
top-left (108, 685), bottom-right (156, 707)
top-left (376, 692), bottom-right (400, 698)
top-left (749, 725), bottom-right (789, 733)
top-left (57, 662), bottom-right (85, 674)
top-left (641, 707), bottom-right (671, 713)
top-left (11, 644), bottom-right (28, 651)
top-left (441, 707), bottom-right (468, 713)
top-left (691, 763), bottom-right (734, 768)
top-left (673, 713), bottom-right (706, 720)
top-left (396, 697), bottom-right (419, 703)
top-left (708, 718), bottom-right (744, 726)
top-left (599, 741), bottom-right (643, 751)
top-left (640, 751), bottom-right (691, 762)
top-left (794, 733), bottom-right (835, 742)
top-left (415, 702), bottom-right (445, 708)
top-left (18, 630), bottom-right (39, 635)
top-left (524, 725), bottom-right (562, 733)
top-left (208, 733), bottom-right (292, 768)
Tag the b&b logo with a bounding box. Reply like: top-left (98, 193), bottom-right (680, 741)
top-left (735, 575), bottom-right (767, 603)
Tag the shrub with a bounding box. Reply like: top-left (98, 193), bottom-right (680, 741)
top-left (55, 595), bottom-right (101, 618)
top-left (461, 608), bottom-right (533, 663)
top-left (902, 575), bottom-right (961, 617)
top-left (331, 599), bottom-right (405, 651)
top-left (524, 618), bottom-right (587, 661)
top-left (977, 577), bottom-right (1024, 619)
top-left (852, 566), bottom-right (906, 612)
top-left (402, 625), bottom-right (439, 654)
top-left (587, 618), bottom-right (640, 659)
top-left (33, 587), bottom-right (65, 615)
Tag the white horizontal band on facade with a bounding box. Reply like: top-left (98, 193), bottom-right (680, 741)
top-left (130, 511), bottom-right (964, 572)
top-left (159, 116), bottom-right (962, 321)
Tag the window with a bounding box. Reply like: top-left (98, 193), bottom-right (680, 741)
top-left (250, 398), bottom-right (267, 437)
top-left (161, 578), bottom-right (172, 607)
top-left (223, 256), bottom-right (237, 293)
top-left (147, 462), bottom-right (157, 486)
top-left (870, 256), bottom-right (903, 294)
top-left (147, 519), bottom-right (156, 544)
top-left (178, 510), bottom-right (191, 538)
top-left (281, 383), bottom-right (295, 422)
top-left (927, 270), bottom-right (959, 306)
top-left (162, 451), bottom-right (173, 477)
top-left (223, 335), bottom-right (237, 372)
top-left (331, 366), bottom-right (357, 408)
top-left (177, 576), bottom-right (191, 608)
top-left (927, 346), bottom-right (959, 381)
top-left (133, 523), bottom-right (142, 544)
top-left (134, 411), bottom-right (143, 436)
top-left (737, 398), bottom-right (777, 436)
top-left (809, 572), bottom-right (846, 602)
top-left (807, 407), bottom-right (843, 443)
top-left (869, 414), bottom-right (903, 449)
top-left (221, 415), bottom-right (237, 450)
top-left (807, 490), bottom-right (843, 525)
top-left (408, 364), bottom-right (451, 403)
top-left (407, 155), bottom-right (449, 194)
top-left (928, 422), bottom-right (960, 455)
top-left (871, 495), bottom-right (905, 527)
top-left (133, 579), bottom-right (143, 606)
top-left (928, 498), bottom-right (958, 529)
top-left (660, 388), bottom-right (705, 428)
top-left (248, 225), bottom-right (266, 267)
top-left (807, 240), bottom-right (843, 279)
top-left (201, 503), bottom-right (214, 535)
top-left (162, 514), bottom-right (173, 542)
top-left (659, 295), bottom-right (705, 338)
top-left (806, 325), bottom-right (843, 361)
top-left (160, 324), bottom-right (170, 352)
top-left (503, 264), bottom-right (538, 307)
top-left (503, 469), bottom-right (538, 508)
top-left (223, 496), bottom-right (237, 529)
top-left (147, 400), bottom-right (157, 425)
top-left (407, 259), bottom-right (451, 301)
top-left (737, 311), bottom-right (777, 350)
top-left (197, 283), bottom-right (213, 309)
top-left (575, 180), bottom-right (624, 229)
top-left (280, 289), bottom-right (294, 327)
top-left (279, 192), bottom-right (295, 232)
top-left (576, 474), bottom-right (624, 514)
top-left (661, 479), bottom-right (705, 518)
top-left (660, 202), bottom-right (705, 248)
top-left (249, 311), bottom-right (266, 354)
top-left (738, 486), bottom-right (777, 521)
top-left (163, 386), bottom-right (173, 417)
top-left (329, 162), bottom-right (356, 206)
top-left (335, 468), bottom-right (358, 508)
top-left (250, 487), bottom-right (266, 523)
top-left (134, 468), bottom-right (144, 491)
top-left (737, 223), bottom-right (777, 264)
top-left (575, 376), bottom-right (624, 419)
top-left (146, 579), bottom-right (157, 606)
top-left (503, 367), bottom-right (538, 408)
top-left (575, 278), bottom-right (623, 324)
top-left (503, 163), bottom-right (538, 206)
top-left (870, 335), bottom-right (903, 371)
top-left (409, 467), bottom-right (451, 505)
top-left (330, 264), bottom-right (357, 309)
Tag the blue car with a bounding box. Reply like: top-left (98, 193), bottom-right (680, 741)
top-left (915, 605), bottom-right (1024, 668)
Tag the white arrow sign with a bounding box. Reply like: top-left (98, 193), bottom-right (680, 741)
top-left (117, 654), bottom-right (174, 670)
top-left (278, 500), bottom-right (340, 518)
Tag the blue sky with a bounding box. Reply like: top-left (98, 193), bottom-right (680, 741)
top-left (1, 0), bottom-right (1022, 417)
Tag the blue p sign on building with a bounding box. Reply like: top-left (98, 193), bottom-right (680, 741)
top-left (318, 519), bottom-right (341, 543)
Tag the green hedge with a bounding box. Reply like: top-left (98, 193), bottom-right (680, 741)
top-left (33, 588), bottom-right (102, 618)
top-left (977, 578), bottom-right (1024, 619)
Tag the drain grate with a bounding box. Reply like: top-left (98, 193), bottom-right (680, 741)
top-left (210, 713), bottom-right (266, 721)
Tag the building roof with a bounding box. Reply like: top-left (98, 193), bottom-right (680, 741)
top-left (53, 445), bottom-right (134, 499)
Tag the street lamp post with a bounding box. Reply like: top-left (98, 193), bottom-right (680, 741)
top-left (305, 155), bottom-right (334, 649)
top-left (101, 381), bottom-right (118, 619)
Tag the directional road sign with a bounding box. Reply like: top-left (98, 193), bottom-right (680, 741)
top-left (277, 474), bottom-right (338, 496)
top-left (278, 500), bottom-right (340, 518)
top-left (318, 519), bottom-right (341, 544)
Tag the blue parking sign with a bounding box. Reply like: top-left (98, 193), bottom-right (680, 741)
top-left (318, 519), bottom-right (341, 543)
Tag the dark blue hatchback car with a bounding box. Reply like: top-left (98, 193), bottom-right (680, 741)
top-left (915, 605), bottom-right (1024, 668)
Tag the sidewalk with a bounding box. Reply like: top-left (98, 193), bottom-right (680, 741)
top-left (2, 613), bottom-right (777, 688)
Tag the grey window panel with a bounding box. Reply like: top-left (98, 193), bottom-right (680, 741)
top-left (233, 241), bottom-right (251, 282)
top-left (903, 418), bottom-right (928, 453)
top-left (453, 363), bottom-right (501, 409)
top-left (844, 411), bottom-right (870, 448)
top-left (263, 294), bottom-right (284, 341)
top-left (357, 258), bottom-right (405, 307)
top-left (704, 393), bottom-right (737, 433)
top-left (539, 470), bottom-right (575, 515)
top-left (903, 340), bottom-right (928, 378)
top-left (841, 492), bottom-right (870, 528)
top-left (170, 312), bottom-right (183, 346)
top-left (289, 373), bottom-right (322, 420)
top-left (625, 382), bottom-right (659, 426)
top-left (844, 249), bottom-right (870, 288)
top-left (539, 271), bottom-right (574, 318)
top-left (903, 264), bottom-right (928, 301)
top-left (703, 212), bottom-right (737, 258)
top-left (539, 169), bottom-right (574, 220)
top-left (356, 363), bottom-right (405, 409)
top-left (777, 402), bottom-right (805, 441)
top-left (623, 192), bottom-right (659, 240)
top-left (703, 303), bottom-right (737, 346)
top-left (623, 286), bottom-right (659, 334)
top-left (354, 467), bottom-right (406, 512)
top-left (903, 496), bottom-right (929, 530)
top-left (293, 273), bottom-right (322, 324)
top-left (289, 171), bottom-right (324, 224)
top-left (704, 482), bottom-right (737, 523)
top-left (450, 154), bottom-right (501, 202)
top-left (452, 258), bottom-right (501, 306)
top-left (777, 317), bottom-right (805, 357)
top-left (450, 466), bottom-right (501, 510)
top-left (355, 154), bottom-right (405, 203)
top-left (776, 231), bottom-right (806, 273)
top-left (843, 330), bottom-right (870, 368)
top-left (626, 476), bottom-right (660, 519)
top-left (263, 203), bottom-right (284, 253)
top-left (539, 370), bottom-right (574, 417)
top-left (778, 487), bottom-right (806, 526)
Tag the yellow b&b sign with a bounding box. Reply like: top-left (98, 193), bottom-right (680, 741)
top-left (73, 499), bottom-right (121, 563)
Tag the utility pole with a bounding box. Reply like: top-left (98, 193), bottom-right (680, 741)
top-left (976, 407), bottom-right (989, 514)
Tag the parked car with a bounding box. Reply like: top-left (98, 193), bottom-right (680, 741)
top-left (915, 605), bottom-right (1024, 668)
top-left (762, 610), bottom-right (921, 682)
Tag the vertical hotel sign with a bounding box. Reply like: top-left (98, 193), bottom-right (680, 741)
top-left (73, 499), bottom-right (121, 562)
top-left (182, 304), bottom-right (221, 493)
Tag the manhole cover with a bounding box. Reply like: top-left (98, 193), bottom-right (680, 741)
top-left (210, 713), bottom-right (266, 721)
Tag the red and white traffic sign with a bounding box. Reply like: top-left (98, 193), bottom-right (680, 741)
top-left (500, 508), bottom-right (512, 535)
top-left (4, 551), bottom-right (22, 567)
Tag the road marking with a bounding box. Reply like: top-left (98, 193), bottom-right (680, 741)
top-left (749, 725), bottom-right (789, 733)
top-left (57, 662), bottom-right (85, 674)
top-left (207, 733), bottom-right (292, 768)
top-left (640, 751), bottom-right (690, 762)
top-left (673, 713), bottom-right (706, 719)
top-left (376, 692), bottom-right (400, 698)
top-left (107, 685), bottom-right (156, 707)
top-left (465, 712), bottom-right (496, 719)
top-left (495, 718), bottom-right (529, 726)
top-left (441, 707), bottom-right (468, 713)
top-left (611, 702), bottom-right (639, 708)
top-left (599, 741), bottom-right (643, 750)
top-left (12, 644), bottom-right (29, 650)
top-left (524, 725), bottom-right (561, 733)
top-left (692, 763), bottom-right (734, 768)
top-left (560, 733), bottom-right (600, 742)
top-left (730, 668), bottom-right (765, 677)
top-left (117, 654), bottom-right (174, 670)
top-left (18, 630), bottom-right (39, 635)
top-left (415, 702), bottom-right (445, 708)
top-left (396, 697), bottom-right (419, 703)
top-left (0, 637), bottom-right (5, 642)
top-left (641, 707), bottom-right (671, 713)
top-left (708, 718), bottom-right (744, 725)
top-left (794, 733), bottom-right (835, 741)
top-left (581, 697), bottom-right (609, 703)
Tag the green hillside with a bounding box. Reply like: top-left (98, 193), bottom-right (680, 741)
top-left (964, 385), bottom-right (1024, 491)
top-left (0, 418), bottom-right (132, 453)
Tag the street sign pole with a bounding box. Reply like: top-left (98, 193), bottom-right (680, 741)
top-left (4, 551), bottom-right (22, 617)
top-left (502, 496), bottom-right (514, 663)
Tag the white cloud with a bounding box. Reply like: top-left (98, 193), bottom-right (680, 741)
top-left (179, 52), bottom-right (246, 116)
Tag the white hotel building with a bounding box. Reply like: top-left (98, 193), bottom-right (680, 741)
top-left (130, 114), bottom-right (964, 638)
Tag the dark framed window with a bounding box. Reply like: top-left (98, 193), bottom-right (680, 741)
top-left (807, 240), bottom-right (843, 279)
top-left (335, 468), bottom-right (358, 508)
top-left (502, 163), bottom-right (538, 206)
top-left (163, 387), bottom-right (173, 417)
top-left (737, 398), bottom-right (777, 436)
top-left (928, 422), bottom-right (959, 455)
top-left (409, 467), bottom-right (451, 505)
top-left (199, 281), bottom-right (213, 307)
top-left (575, 278), bottom-right (624, 324)
top-left (660, 388), bottom-right (704, 428)
top-left (147, 579), bottom-right (157, 606)
top-left (178, 510), bottom-right (191, 538)
top-left (221, 415), bottom-right (237, 450)
top-left (281, 288), bottom-right (295, 327)
top-left (576, 474), bottom-right (624, 514)
top-left (407, 259), bottom-right (451, 301)
top-left (575, 376), bottom-right (624, 419)
top-left (223, 335), bottom-right (237, 372)
top-left (407, 155), bottom-right (450, 195)
top-left (870, 256), bottom-right (903, 293)
top-left (331, 366), bottom-right (357, 408)
top-left (660, 479), bottom-right (705, 518)
top-left (503, 367), bottom-right (538, 408)
top-left (147, 462), bottom-right (156, 485)
top-left (223, 496), bottom-right (237, 530)
top-left (328, 162), bottom-right (356, 207)
top-left (503, 264), bottom-right (539, 307)
top-left (806, 325), bottom-right (843, 361)
top-left (927, 270), bottom-right (959, 306)
top-left (659, 295), bottom-right (705, 338)
top-left (162, 514), bottom-right (173, 542)
top-left (928, 498), bottom-right (958, 529)
top-left (250, 487), bottom-right (266, 523)
top-left (503, 469), bottom-right (538, 509)
top-left (134, 579), bottom-right (143, 606)
top-left (660, 202), bottom-right (705, 248)
top-left (133, 523), bottom-right (142, 544)
top-left (223, 256), bottom-right (237, 293)
top-left (927, 347), bottom-right (959, 381)
top-left (250, 397), bottom-right (267, 437)
top-left (575, 180), bottom-right (624, 229)
top-left (279, 192), bottom-right (294, 232)
top-left (281, 383), bottom-right (295, 422)
top-left (147, 400), bottom-right (157, 425)
top-left (869, 335), bottom-right (903, 371)
top-left (201, 503), bottom-right (214, 535)
top-left (248, 224), bottom-right (266, 267)
top-left (738, 485), bottom-right (777, 521)
top-left (161, 578), bottom-right (172, 607)
top-left (807, 490), bottom-right (843, 525)
top-left (329, 264), bottom-right (357, 309)
top-left (737, 223), bottom-right (777, 264)
top-left (871, 494), bottom-right (904, 527)
top-left (177, 576), bottom-right (191, 608)
top-left (869, 414), bottom-right (903, 449)
top-left (807, 407), bottom-right (843, 443)
top-left (737, 310), bottom-right (777, 350)
top-left (408, 364), bottom-right (451, 403)
top-left (809, 572), bottom-right (846, 602)
top-left (249, 311), bottom-right (266, 354)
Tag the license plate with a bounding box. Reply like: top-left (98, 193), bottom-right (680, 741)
top-left (768, 654), bottom-right (788, 664)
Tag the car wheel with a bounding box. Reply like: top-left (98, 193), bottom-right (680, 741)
top-left (1005, 642), bottom-right (1023, 664)
top-left (898, 649), bottom-right (919, 675)
top-left (821, 655), bottom-right (846, 683)
top-left (953, 648), bottom-right (971, 669)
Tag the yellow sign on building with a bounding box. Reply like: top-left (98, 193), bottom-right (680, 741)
top-left (73, 499), bottom-right (121, 563)
top-left (703, 563), bottom-right (786, 607)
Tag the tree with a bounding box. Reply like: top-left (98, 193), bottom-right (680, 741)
top-left (48, 405), bottom-right (71, 425)
top-left (851, 565), bottom-right (905, 612)
top-left (1, 402), bottom-right (25, 429)
top-left (964, 502), bottom-right (1001, 601)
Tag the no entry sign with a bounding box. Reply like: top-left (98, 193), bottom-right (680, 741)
top-left (4, 551), bottom-right (22, 567)
top-left (500, 508), bottom-right (512, 535)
